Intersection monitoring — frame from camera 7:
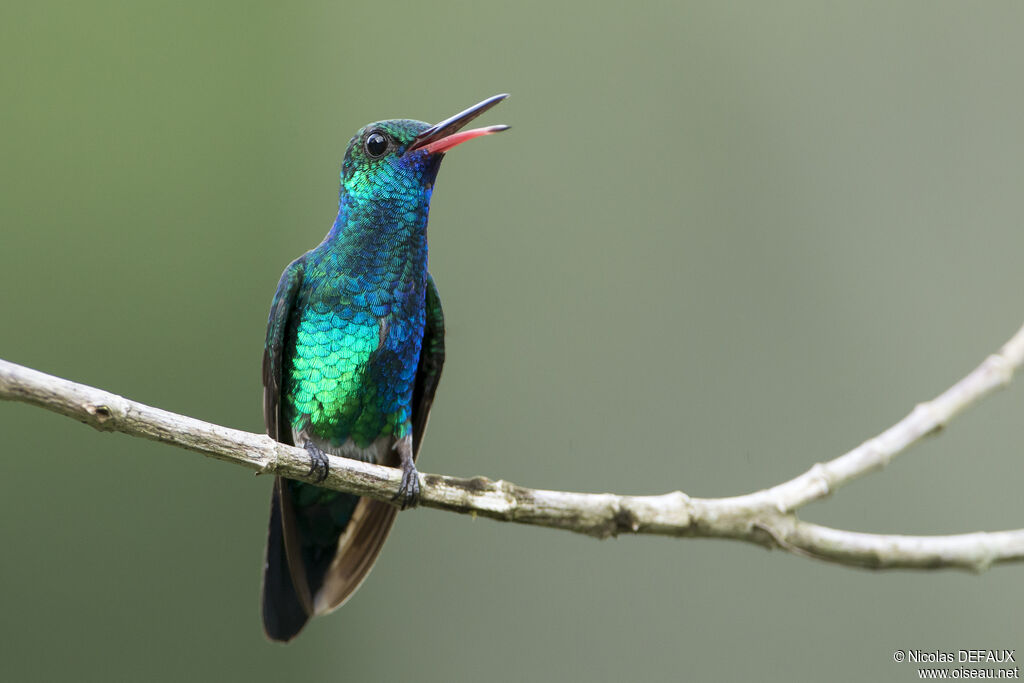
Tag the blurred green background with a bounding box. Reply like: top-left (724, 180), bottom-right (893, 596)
top-left (2, 1), bottom-right (1023, 681)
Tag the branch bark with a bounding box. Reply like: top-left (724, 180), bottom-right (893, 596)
top-left (2, 320), bottom-right (1023, 572)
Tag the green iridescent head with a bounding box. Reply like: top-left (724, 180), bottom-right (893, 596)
top-left (336, 95), bottom-right (510, 217)
top-left (341, 119), bottom-right (439, 206)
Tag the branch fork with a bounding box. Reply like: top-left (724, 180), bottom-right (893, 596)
top-left (2, 321), bottom-right (1023, 572)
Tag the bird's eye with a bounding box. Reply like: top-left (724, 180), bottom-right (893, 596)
top-left (365, 132), bottom-right (388, 158)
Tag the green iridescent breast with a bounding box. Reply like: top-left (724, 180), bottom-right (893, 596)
top-left (287, 300), bottom-right (382, 442)
top-left (282, 248), bottom-right (426, 450)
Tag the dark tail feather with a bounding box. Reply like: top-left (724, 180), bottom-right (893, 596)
top-left (261, 478), bottom-right (310, 642)
top-left (312, 498), bottom-right (398, 613)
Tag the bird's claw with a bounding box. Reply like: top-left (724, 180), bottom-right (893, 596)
top-left (393, 459), bottom-right (421, 510)
top-left (304, 442), bottom-right (330, 484)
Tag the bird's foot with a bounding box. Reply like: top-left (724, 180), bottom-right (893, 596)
top-left (303, 441), bottom-right (330, 484)
top-left (392, 437), bottom-right (420, 510)
top-left (395, 460), bottom-right (421, 510)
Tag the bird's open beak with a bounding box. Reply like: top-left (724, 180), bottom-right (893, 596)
top-left (406, 94), bottom-right (509, 155)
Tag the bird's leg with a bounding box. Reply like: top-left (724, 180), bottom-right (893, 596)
top-left (392, 435), bottom-right (420, 510)
top-left (303, 441), bottom-right (330, 484)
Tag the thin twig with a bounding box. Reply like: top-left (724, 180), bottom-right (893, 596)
top-left (727, 321), bottom-right (1024, 514)
top-left (1, 321), bottom-right (1022, 572)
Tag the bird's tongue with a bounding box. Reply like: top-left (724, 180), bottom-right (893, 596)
top-left (415, 125), bottom-right (509, 155)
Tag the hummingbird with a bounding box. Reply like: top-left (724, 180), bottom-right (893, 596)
top-left (260, 94), bottom-right (509, 641)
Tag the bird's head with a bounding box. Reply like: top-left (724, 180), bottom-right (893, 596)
top-left (339, 94), bottom-right (509, 210)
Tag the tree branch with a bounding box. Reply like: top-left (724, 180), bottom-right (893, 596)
top-left (723, 321), bottom-right (1024, 515)
top-left (2, 320), bottom-right (1023, 572)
